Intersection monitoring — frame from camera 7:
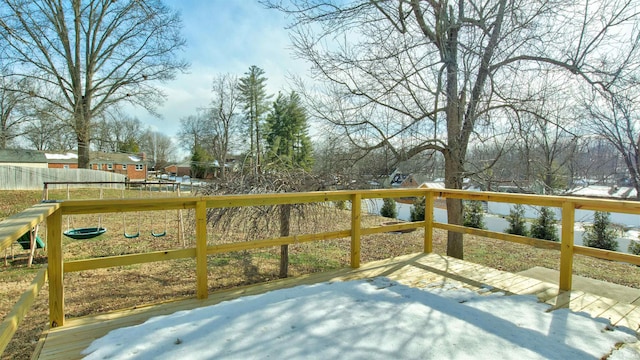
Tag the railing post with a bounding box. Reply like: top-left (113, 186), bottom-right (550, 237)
top-left (424, 191), bottom-right (434, 253)
top-left (559, 202), bottom-right (575, 291)
top-left (47, 208), bottom-right (63, 327)
top-left (195, 200), bottom-right (208, 299)
top-left (350, 193), bottom-right (361, 268)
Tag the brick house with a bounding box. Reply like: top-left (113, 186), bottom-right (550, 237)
top-left (45, 152), bottom-right (78, 169)
top-left (88, 152), bottom-right (148, 181)
top-left (164, 162), bottom-right (191, 177)
top-left (45, 151), bottom-right (149, 181)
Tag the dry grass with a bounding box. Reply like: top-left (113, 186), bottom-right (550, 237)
top-left (2, 189), bottom-right (640, 360)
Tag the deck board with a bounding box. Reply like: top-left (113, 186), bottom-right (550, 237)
top-left (34, 253), bottom-right (640, 360)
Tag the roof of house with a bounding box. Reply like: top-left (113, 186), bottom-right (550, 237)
top-left (165, 162), bottom-right (191, 169)
top-left (0, 149), bottom-right (47, 163)
top-left (418, 182), bottom-right (446, 190)
top-left (89, 152), bottom-right (146, 165)
top-left (43, 151), bottom-right (146, 165)
top-left (45, 152), bottom-right (78, 164)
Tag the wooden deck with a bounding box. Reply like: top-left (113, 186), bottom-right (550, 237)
top-left (34, 253), bottom-right (640, 359)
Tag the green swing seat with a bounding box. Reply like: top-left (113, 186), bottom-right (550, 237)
top-left (64, 227), bottom-right (107, 240)
top-left (17, 232), bottom-right (46, 250)
top-left (124, 231), bottom-right (140, 239)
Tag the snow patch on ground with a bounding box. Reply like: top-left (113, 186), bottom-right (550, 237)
top-left (82, 278), bottom-right (639, 360)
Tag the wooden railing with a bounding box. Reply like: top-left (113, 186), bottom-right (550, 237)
top-left (2, 188), bottom-right (640, 355)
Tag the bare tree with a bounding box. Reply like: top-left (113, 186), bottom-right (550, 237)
top-left (267, 0), bottom-right (640, 258)
top-left (585, 88), bottom-right (640, 198)
top-left (139, 129), bottom-right (176, 170)
top-left (22, 108), bottom-right (75, 151)
top-left (0, 76), bottom-right (31, 148)
top-left (177, 112), bottom-right (209, 153)
top-left (92, 112), bottom-right (144, 153)
top-left (208, 73), bottom-right (241, 180)
top-left (0, 0), bottom-right (188, 167)
top-left (571, 137), bottom-right (620, 185)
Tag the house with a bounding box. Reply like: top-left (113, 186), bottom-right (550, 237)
top-left (45, 151), bottom-right (149, 181)
top-left (164, 162), bottom-right (191, 177)
top-left (0, 149), bottom-right (48, 168)
top-left (418, 182), bottom-right (446, 190)
top-left (165, 158), bottom-right (239, 180)
top-left (88, 152), bottom-right (148, 181)
top-left (45, 152), bottom-right (78, 169)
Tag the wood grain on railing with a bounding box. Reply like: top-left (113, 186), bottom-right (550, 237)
top-left (0, 203), bottom-right (58, 252)
top-left (350, 193), bottom-right (361, 269)
top-left (47, 208), bottom-right (63, 328)
top-left (0, 267), bottom-right (47, 355)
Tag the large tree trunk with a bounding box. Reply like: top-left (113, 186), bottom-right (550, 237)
top-left (76, 109), bottom-right (91, 168)
top-left (78, 137), bottom-right (90, 169)
top-left (444, 17), bottom-right (465, 259)
top-left (279, 204), bottom-right (291, 278)
top-left (444, 150), bottom-right (465, 259)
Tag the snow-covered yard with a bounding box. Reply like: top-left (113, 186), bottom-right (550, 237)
top-left (82, 278), bottom-right (639, 359)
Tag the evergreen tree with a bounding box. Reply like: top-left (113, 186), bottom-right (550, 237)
top-left (410, 197), bottom-right (426, 222)
top-left (238, 66), bottom-right (270, 173)
top-left (629, 239), bottom-right (640, 255)
top-left (505, 204), bottom-right (528, 236)
top-left (264, 92), bottom-right (314, 170)
top-left (118, 138), bottom-right (140, 153)
top-left (380, 198), bottom-right (397, 219)
top-left (463, 201), bottom-right (485, 229)
top-left (530, 207), bottom-right (559, 242)
top-left (583, 211), bottom-right (619, 251)
top-left (190, 144), bottom-right (212, 179)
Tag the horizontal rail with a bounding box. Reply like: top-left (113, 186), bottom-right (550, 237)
top-left (0, 203), bottom-right (59, 252)
top-left (362, 221), bottom-right (425, 235)
top-left (58, 192), bottom-right (356, 214)
top-left (64, 249), bottom-right (196, 272)
top-left (574, 245), bottom-right (640, 265)
top-left (433, 222), bottom-right (562, 251)
top-left (64, 230), bottom-right (354, 272)
top-left (0, 267), bottom-right (47, 354)
top-left (207, 230), bottom-right (352, 254)
top-left (432, 188), bottom-right (640, 214)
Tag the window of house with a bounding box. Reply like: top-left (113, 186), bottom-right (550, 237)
top-left (135, 164), bottom-right (143, 171)
top-left (63, 165), bottom-right (69, 169)
top-left (107, 163), bottom-right (113, 170)
top-left (122, 164), bottom-right (127, 170)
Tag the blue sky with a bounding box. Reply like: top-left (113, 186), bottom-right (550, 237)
top-left (133, 1), bottom-right (311, 142)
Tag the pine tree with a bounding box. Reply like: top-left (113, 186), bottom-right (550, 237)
top-left (238, 66), bottom-right (270, 173)
top-left (190, 144), bottom-right (212, 179)
top-left (530, 207), bottom-right (559, 242)
top-left (505, 204), bottom-right (528, 236)
top-left (380, 198), bottom-right (397, 219)
top-left (463, 201), bottom-right (485, 229)
top-left (583, 211), bottom-right (619, 251)
top-left (264, 92), bottom-right (314, 170)
top-left (410, 197), bottom-right (426, 222)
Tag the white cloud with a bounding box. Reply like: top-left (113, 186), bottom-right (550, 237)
top-left (130, 1), bottom-right (311, 139)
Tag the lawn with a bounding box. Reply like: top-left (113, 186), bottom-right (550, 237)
top-left (2, 188), bottom-right (640, 360)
